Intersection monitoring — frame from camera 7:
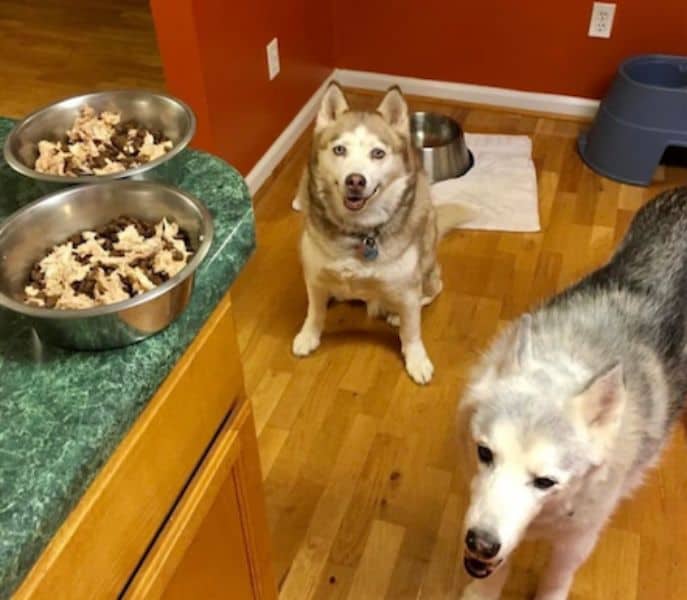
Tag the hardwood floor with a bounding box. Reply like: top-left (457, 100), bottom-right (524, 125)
top-left (232, 90), bottom-right (687, 599)
top-left (0, 0), bottom-right (164, 118)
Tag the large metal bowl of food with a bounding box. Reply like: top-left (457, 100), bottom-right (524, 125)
top-left (410, 112), bottom-right (473, 183)
top-left (3, 90), bottom-right (195, 185)
top-left (0, 180), bottom-right (213, 350)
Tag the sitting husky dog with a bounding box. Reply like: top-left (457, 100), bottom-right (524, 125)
top-left (292, 83), bottom-right (471, 384)
top-left (461, 187), bottom-right (687, 599)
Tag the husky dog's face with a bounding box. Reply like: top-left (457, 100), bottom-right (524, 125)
top-left (461, 316), bottom-right (625, 579)
top-left (309, 83), bottom-right (416, 223)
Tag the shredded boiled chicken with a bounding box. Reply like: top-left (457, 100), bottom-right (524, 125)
top-left (34, 105), bottom-right (173, 176)
top-left (24, 216), bottom-right (193, 310)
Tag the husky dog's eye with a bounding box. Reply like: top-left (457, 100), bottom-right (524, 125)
top-left (332, 144), bottom-right (347, 156)
top-left (370, 148), bottom-right (386, 160)
top-left (533, 477), bottom-right (557, 490)
top-left (477, 445), bottom-right (493, 465)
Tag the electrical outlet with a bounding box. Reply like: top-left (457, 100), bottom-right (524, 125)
top-left (266, 38), bottom-right (280, 80)
top-left (588, 2), bottom-right (616, 38)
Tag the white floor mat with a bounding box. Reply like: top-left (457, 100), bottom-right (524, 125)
top-left (433, 133), bottom-right (540, 232)
top-left (292, 133), bottom-right (540, 232)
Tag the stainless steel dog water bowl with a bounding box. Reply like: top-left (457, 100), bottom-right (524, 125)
top-left (410, 112), bottom-right (472, 183)
top-left (0, 181), bottom-right (213, 350)
top-left (3, 90), bottom-right (195, 185)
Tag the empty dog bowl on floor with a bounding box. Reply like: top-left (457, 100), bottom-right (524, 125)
top-left (410, 112), bottom-right (473, 183)
top-left (578, 54), bottom-right (687, 186)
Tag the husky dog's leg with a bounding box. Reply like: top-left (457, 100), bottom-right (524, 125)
top-left (461, 560), bottom-right (511, 600)
top-left (535, 526), bottom-right (605, 600)
top-left (422, 264), bottom-right (443, 306)
top-left (398, 293), bottom-right (433, 384)
top-left (367, 300), bottom-right (401, 327)
top-left (292, 167), bottom-right (307, 211)
top-left (292, 282), bottom-right (329, 356)
top-left (366, 299), bottom-right (384, 319)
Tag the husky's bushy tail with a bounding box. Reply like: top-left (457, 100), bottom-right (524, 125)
top-left (435, 202), bottom-right (477, 238)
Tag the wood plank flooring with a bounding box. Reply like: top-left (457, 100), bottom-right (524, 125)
top-left (232, 90), bottom-right (687, 599)
top-left (0, 0), bottom-right (164, 119)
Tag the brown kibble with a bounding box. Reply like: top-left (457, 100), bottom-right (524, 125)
top-left (118, 274), bottom-right (135, 297)
top-left (68, 233), bottom-right (85, 247)
top-left (90, 155), bottom-right (107, 169)
top-left (172, 250), bottom-right (184, 261)
top-left (174, 230), bottom-right (193, 251)
top-left (111, 134), bottom-right (128, 152)
top-left (29, 266), bottom-right (45, 287)
top-left (101, 144), bottom-right (119, 160)
top-left (73, 252), bottom-right (91, 265)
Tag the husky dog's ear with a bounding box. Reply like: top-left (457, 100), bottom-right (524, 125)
top-left (572, 363), bottom-right (625, 462)
top-left (496, 313), bottom-right (533, 374)
top-left (316, 82), bottom-right (349, 132)
top-left (377, 86), bottom-right (409, 135)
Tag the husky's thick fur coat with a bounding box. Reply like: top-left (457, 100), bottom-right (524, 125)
top-left (292, 83), bottom-right (471, 384)
top-left (461, 187), bottom-right (687, 600)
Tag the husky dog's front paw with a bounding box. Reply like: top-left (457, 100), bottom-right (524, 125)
top-left (366, 300), bottom-right (384, 319)
top-left (292, 328), bottom-right (321, 357)
top-left (461, 582), bottom-right (497, 600)
top-left (534, 591), bottom-right (568, 600)
top-left (404, 343), bottom-right (434, 384)
top-left (386, 313), bottom-right (400, 328)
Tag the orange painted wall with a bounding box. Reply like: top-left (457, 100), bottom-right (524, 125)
top-left (332, 1), bottom-right (687, 98)
top-left (151, 1), bottom-right (687, 176)
top-left (151, 0), bottom-right (333, 174)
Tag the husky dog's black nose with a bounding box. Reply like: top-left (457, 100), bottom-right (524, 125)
top-left (345, 173), bottom-right (367, 195)
top-left (466, 528), bottom-right (501, 559)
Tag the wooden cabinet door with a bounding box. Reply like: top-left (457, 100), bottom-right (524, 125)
top-left (124, 419), bottom-right (257, 599)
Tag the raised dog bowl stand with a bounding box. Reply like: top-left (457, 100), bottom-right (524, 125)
top-left (578, 54), bottom-right (687, 186)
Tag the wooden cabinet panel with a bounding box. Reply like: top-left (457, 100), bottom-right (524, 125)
top-left (162, 473), bottom-right (255, 600)
top-left (125, 402), bottom-right (277, 600)
top-left (125, 420), bottom-right (255, 599)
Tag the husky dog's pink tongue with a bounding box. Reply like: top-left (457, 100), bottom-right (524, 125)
top-left (343, 185), bottom-right (380, 211)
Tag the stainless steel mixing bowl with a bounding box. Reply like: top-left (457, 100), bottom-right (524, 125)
top-left (3, 90), bottom-right (195, 185)
top-left (410, 112), bottom-right (473, 183)
top-left (0, 181), bottom-right (213, 350)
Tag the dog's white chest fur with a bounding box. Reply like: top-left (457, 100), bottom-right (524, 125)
top-left (301, 231), bottom-right (420, 303)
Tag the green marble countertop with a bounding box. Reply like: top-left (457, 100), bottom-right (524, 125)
top-left (0, 119), bottom-right (255, 598)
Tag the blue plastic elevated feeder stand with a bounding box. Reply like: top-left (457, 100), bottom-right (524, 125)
top-left (578, 54), bottom-right (687, 186)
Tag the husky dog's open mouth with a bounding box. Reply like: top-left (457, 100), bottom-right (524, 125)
top-left (463, 554), bottom-right (500, 579)
top-left (343, 185), bottom-right (380, 212)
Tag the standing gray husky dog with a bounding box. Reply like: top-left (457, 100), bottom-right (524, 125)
top-left (292, 83), bottom-right (472, 384)
top-left (461, 187), bottom-right (687, 600)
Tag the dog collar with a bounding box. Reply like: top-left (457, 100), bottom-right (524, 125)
top-left (357, 235), bottom-right (379, 261)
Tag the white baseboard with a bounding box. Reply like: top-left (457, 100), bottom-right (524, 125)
top-left (246, 68), bottom-right (599, 195)
top-left (245, 74), bottom-right (334, 195)
top-left (335, 68), bottom-right (600, 119)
